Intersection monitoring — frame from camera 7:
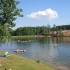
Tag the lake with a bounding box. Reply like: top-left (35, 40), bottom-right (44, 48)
top-left (0, 37), bottom-right (70, 70)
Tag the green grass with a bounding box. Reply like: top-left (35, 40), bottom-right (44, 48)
top-left (11, 35), bottom-right (45, 38)
top-left (0, 51), bottom-right (56, 70)
top-left (11, 35), bottom-right (38, 38)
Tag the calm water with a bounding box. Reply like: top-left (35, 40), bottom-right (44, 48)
top-left (0, 37), bottom-right (70, 70)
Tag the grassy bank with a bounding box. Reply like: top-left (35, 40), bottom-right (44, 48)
top-left (0, 51), bottom-right (56, 70)
top-left (11, 35), bottom-right (45, 38)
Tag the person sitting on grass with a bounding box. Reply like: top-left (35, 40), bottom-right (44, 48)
top-left (0, 51), bottom-right (9, 57)
top-left (4, 51), bottom-right (9, 57)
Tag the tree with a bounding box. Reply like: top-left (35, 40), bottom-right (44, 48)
top-left (15, 27), bottom-right (23, 36)
top-left (47, 23), bottom-right (50, 34)
top-left (0, 0), bottom-right (23, 41)
top-left (51, 24), bottom-right (56, 36)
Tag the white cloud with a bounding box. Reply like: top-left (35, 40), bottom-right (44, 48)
top-left (27, 8), bottom-right (58, 20)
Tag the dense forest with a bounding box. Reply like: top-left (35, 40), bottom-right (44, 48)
top-left (10, 24), bottom-right (70, 37)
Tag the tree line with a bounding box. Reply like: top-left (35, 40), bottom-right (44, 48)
top-left (10, 26), bottom-right (50, 36)
top-left (10, 24), bottom-right (70, 36)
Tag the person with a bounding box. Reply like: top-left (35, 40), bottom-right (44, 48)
top-left (23, 50), bottom-right (26, 52)
top-left (16, 48), bottom-right (20, 55)
top-left (4, 51), bottom-right (9, 57)
top-left (0, 51), bottom-right (9, 57)
top-left (5, 51), bottom-right (8, 55)
top-left (5, 68), bottom-right (8, 70)
top-left (16, 48), bottom-right (19, 52)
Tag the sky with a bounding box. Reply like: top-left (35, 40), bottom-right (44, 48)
top-left (13, 0), bottom-right (70, 29)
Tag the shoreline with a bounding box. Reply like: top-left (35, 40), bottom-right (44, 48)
top-left (11, 35), bottom-right (70, 38)
top-left (0, 51), bottom-right (68, 70)
top-left (0, 51), bottom-right (56, 70)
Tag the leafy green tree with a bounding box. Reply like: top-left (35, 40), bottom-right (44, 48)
top-left (0, 25), bottom-right (10, 41)
top-left (29, 27), bottom-right (35, 35)
top-left (15, 27), bottom-right (23, 36)
top-left (40, 26), bottom-right (47, 35)
top-left (0, 0), bottom-right (23, 41)
top-left (35, 27), bottom-right (40, 35)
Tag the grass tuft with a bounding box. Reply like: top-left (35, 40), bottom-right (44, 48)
top-left (36, 60), bottom-right (40, 63)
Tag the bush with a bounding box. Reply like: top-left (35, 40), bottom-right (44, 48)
top-left (36, 60), bottom-right (40, 63)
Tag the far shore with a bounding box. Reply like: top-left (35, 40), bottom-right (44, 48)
top-left (11, 35), bottom-right (70, 39)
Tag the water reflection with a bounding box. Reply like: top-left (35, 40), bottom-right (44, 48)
top-left (47, 45), bottom-right (58, 63)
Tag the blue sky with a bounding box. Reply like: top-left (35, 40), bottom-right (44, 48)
top-left (14, 0), bottom-right (70, 29)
